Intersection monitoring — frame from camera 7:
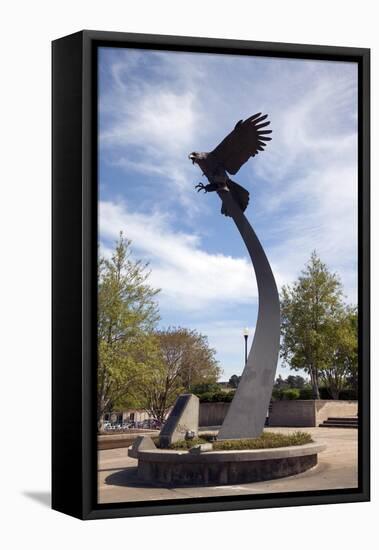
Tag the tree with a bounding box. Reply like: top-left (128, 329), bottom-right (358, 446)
top-left (228, 374), bottom-right (241, 388)
top-left (320, 306), bottom-right (358, 399)
top-left (140, 327), bottom-right (221, 422)
top-left (97, 234), bottom-right (160, 430)
top-left (274, 374), bottom-right (307, 390)
top-left (345, 307), bottom-right (358, 394)
top-left (286, 375), bottom-right (306, 389)
top-left (273, 374), bottom-right (286, 390)
top-left (280, 251), bottom-right (345, 399)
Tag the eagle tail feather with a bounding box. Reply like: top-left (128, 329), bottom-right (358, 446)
top-left (221, 179), bottom-right (250, 216)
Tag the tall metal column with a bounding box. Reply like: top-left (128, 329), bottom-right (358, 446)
top-left (217, 190), bottom-right (280, 440)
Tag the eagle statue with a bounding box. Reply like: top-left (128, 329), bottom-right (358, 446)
top-left (189, 113), bottom-right (272, 216)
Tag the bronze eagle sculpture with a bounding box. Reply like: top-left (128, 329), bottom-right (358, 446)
top-left (189, 113), bottom-right (272, 216)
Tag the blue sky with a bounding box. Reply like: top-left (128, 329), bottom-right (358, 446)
top-left (98, 47), bottom-right (358, 382)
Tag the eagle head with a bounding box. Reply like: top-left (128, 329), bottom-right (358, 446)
top-left (188, 152), bottom-right (208, 165)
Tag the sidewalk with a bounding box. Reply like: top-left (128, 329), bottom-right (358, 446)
top-left (97, 427), bottom-right (358, 504)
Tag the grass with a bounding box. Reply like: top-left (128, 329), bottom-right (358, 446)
top-left (168, 431), bottom-right (313, 450)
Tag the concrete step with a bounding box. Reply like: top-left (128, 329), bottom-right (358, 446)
top-left (319, 423), bottom-right (358, 428)
top-left (327, 416), bottom-right (357, 422)
top-left (319, 415), bottom-right (358, 429)
top-left (324, 418), bottom-right (358, 424)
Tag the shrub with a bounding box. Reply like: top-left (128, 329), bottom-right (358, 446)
top-left (168, 437), bottom-right (207, 449)
top-left (281, 388), bottom-right (300, 400)
top-left (272, 385), bottom-right (357, 401)
top-left (197, 390), bottom-right (235, 402)
top-left (338, 389), bottom-right (358, 400)
top-left (195, 391), bottom-right (214, 402)
top-left (298, 387), bottom-right (314, 399)
top-left (199, 432), bottom-right (217, 442)
top-left (168, 431), bottom-right (313, 450)
top-left (191, 383), bottom-right (220, 394)
top-left (272, 387), bottom-right (301, 400)
top-left (271, 388), bottom-right (282, 401)
top-left (319, 387), bottom-right (332, 399)
top-left (213, 391), bottom-right (234, 402)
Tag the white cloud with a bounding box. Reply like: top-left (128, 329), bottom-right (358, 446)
top-left (99, 200), bottom-right (258, 312)
top-left (262, 157), bottom-right (358, 303)
top-left (254, 70), bottom-right (357, 184)
top-left (101, 89), bottom-right (198, 154)
top-left (99, 50), bottom-right (210, 210)
top-left (246, 63), bottom-right (358, 304)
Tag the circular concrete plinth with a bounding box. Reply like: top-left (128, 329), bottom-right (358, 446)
top-left (134, 442), bottom-right (326, 486)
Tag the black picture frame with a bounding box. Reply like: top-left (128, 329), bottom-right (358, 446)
top-left (52, 30), bottom-right (370, 520)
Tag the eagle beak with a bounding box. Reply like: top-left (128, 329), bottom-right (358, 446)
top-left (189, 153), bottom-right (196, 164)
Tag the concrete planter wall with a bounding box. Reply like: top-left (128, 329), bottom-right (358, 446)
top-left (97, 430), bottom-right (159, 450)
top-left (133, 442), bottom-right (326, 486)
top-left (268, 400), bottom-right (357, 427)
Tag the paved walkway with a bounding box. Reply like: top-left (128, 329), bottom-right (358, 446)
top-left (97, 427), bottom-right (358, 504)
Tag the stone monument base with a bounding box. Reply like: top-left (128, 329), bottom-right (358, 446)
top-left (159, 393), bottom-right (199, 448)
top-left (129, 442), bottom-right (325, 486)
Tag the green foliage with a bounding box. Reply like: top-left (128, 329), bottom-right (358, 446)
top-left (280, 251), bottom-right (358, 399)
top-left (190, 382), bottom-right (220, 394)
top-left (286, 375), bottom-right (306, 389)
top-left (97, 235), bottom-right (222, 430)
top-left (271, 388), bottom-right (282, 401)
top-left (319, 306), bottom-right (358, 399)
top-left (215, 391), bottom-right (234, 402)
top-left (281, 388), bottom-right (300, 400)
top-left (169, 431), bottom-right (313, 450)
top-left (198, 433), bottom-right (217, 442)
top-left (196, 390), bottom-right (235, 402)
top-left (97, 234), bottom-right (161, 429)
top-left (228, 374), bottom-right (241, 388)
top-left (274, 382), bottom-right (358, 401)
top-left (139, 327), bottom-right (221, 422)
top-left (298, 387), bottom-right (314, 399)
top-left (272, 387), bottom-right (304, 400)
top-left (319, 386), bottom-right (332, 399)
top-left (272, 375), bottom-right (312, 400)
top-left (338, 389), bottom-right (358, 400)
top-left (274, 374), bottom-right (307, 390)
top-left (167, 437), bottom-right (208, 449)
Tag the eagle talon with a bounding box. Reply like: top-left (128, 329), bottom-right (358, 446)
top-left (195, 183), bottom-right (207, 193)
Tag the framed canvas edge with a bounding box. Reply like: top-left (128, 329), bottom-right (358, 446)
top-left (52, 31), bottom-right (85, 520)
top-left (52, 30), bottom-right (370, 520)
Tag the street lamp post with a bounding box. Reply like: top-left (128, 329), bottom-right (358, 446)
top-left (243, 327), bottom-right (249, 365)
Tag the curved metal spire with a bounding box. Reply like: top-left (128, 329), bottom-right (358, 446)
top-left (217, 190), bottom-right (280, 440)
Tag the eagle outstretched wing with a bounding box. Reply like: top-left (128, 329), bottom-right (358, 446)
top-left (210, 113), bottom-right (272, 175)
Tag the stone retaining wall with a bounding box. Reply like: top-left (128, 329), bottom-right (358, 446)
top-left (199, 400), bottom-right (358, 429)
top-left (268, 400), bottom-right (357, 427)
top-left (199, 402), bottom-right (229, 427)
